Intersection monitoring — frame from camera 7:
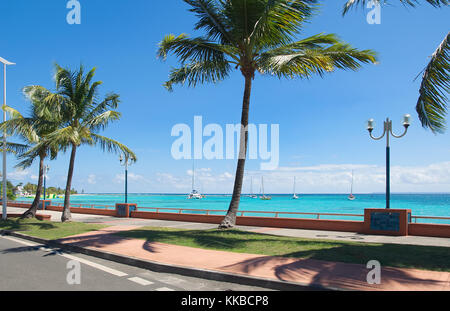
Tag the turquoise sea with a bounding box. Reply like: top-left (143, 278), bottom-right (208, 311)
top-left (20, 193), bottom-right (450, 224)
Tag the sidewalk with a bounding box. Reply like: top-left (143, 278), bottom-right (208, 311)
top-left (8, 206), bottom-right (450, 248)
top-left (5, 206), bottom-right (450, 291)
top-left (55, 225), bottom-right (450, 291)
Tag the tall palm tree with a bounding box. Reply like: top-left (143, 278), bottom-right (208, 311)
top-left (343, 0), bottom-right (449, 133)
top-left (0, 86), bottom-right (60, 218)
top-left (36, 64), bottom-right (137, 222)
top-left (158, 0), bottom-right (377, 228)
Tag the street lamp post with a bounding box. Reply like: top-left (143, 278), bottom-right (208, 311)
top-left (43, 165), bottom-right (50, 200)
top-left (0, 56), bottom-right (15, 221)
top-left (119, 154), bottom-right (133, 204)
top-left (367, 114), bottom-right (411, 209)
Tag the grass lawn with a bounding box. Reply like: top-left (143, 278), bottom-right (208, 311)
top-left (0, 218), bottom-right (106, 240)
top-left (117, 227), bottom-right (450, 272)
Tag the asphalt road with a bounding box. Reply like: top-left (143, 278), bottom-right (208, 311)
top-left (0, 234), bottom-right (271, 291)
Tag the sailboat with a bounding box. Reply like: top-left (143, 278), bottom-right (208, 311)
top-left (348, 170), bottom-right (356, 201)
top-left (292, 176), bottom-right (299, 199)
top-left (249, 177), bottom-right (257, 198)
top-left (260, 176), bottom-right (272, 200)
top-left (187, 161), bottom-right (203, 199)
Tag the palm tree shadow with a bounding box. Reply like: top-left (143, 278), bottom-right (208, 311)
top-left (1, 219), bottom-right (57, 233)
top-left (219, 244), bottom-right (450, 290)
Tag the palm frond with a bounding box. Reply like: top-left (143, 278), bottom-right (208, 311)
top-left (164, 60), bottom-right (231, 91)
top-left (91, 133), bottom-right (137, 162)
top-left (416, 32), bottom-right (450, 133)
top-left (83, 110), bottom-right (121, 132)
top-left (0, 108), bottom-right (40, 144)
top-left (84, 93), bottom-right (121, 121)
top-left (249, 0), bottom-right (319, 51)
top-left (158, 34), bottom-right (238, 63)
top-left (184, 0), bottom-right (234, 44)
top-left (258, 35), bottom-right (378, 79)
top-left (0, 142), bottom-right (30, 156)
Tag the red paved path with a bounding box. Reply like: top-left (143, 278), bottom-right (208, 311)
top-left (57, 226), bottom-right (450, 291)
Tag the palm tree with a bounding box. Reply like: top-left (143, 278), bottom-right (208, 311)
top-left (158, 0), bottom-right (377, 228)
top-left (343, 0), bottom-right (449, 133)
top-left (35, 64), bottom-right (137, 222)
top-left (0, 86), bottom-right (60, 218)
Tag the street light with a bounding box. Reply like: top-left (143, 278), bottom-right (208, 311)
top-left (367, 114), bottom-right (411, 209)
top-left (119, 154), bottom-right (133, 203)
top-left (43, 165), bottom-right (50, 200)
top-left (0, 56), bottom-right (15, 220)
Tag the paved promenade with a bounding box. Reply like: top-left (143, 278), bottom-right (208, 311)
top-left (5, 206), bottom-right (450, 291)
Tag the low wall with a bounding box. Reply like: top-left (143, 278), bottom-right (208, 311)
top-left (409, 223), bottom-right (450, 238)
top-left (47, 205), bottom-right (117, 217)
top-left (6, 202), bottom-right (33, 209)
top-left (130, 211), bottom-right (365, 232)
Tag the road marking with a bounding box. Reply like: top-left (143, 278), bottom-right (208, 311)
top-left (128, 277), bottom-right (154, 286)
top-left (1, 235), bottom-right (39, 247)
top-left (1, 235), bottom-right (128, 277)
top-left (60, 253), bottom-right (128, 277)
top-left (155, 287), bottom-right (175, 291)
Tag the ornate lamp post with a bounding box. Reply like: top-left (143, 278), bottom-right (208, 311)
top-left (119, 154), bottom-right (133, 203)
top-left (1, 56), bottom-right (15, 220)
top-left (367, 114), bottom-right (411, 209)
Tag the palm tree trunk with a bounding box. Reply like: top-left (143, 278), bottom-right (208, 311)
top-left (61, 144), bottom-right (77, 222)
top-left (219, 74), bottom-right (252, 229)
top-left (21, 155), bottom-right (45, 219)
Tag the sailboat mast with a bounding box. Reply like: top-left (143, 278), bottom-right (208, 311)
top-left (293, 177), bottom-right (296, 196)
top-left (350, 170), bottom-right (354, 195)
top-left (192, 161), bottom-right (195, 190)
top-left (262, 176), bottom-right (265, 196)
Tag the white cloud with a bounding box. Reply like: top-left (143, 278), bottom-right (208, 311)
top-left (87, 174), bottom-right (97, 185)
top-left (7, 169), bottom-right (31, 181)
top-left (114, 173), bottom-right (147, 184)
top-left (244, 162), bottom-right (450, 194)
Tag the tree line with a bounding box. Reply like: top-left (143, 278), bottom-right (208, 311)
top-left (1, 64), bottom-right (136, 222)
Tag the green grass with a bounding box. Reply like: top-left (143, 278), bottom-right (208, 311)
top-left (117, 227), bottom-right (450, 272)
top-left (0, 218), bottom-right (106, 240)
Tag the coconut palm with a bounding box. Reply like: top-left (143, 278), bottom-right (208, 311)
top-left (36, 64), bottom-right (137, 222)
top-left (158, 0), bottom-right (377, 228)
top-left (0, 86), bottom-right (60, 218)
top-left (343, 0), bottom-right (449, 133)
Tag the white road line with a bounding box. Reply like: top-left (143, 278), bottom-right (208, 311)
top-left (155, 287), bottom-right (175, 291)
top-left (1, 235), bottom-right (128, 277)
top-left (128, 277), bottom-right (154, 286)
top-left (60, 253), bottom-right (128, 277)
top-left (1, 235), bottom-right (39, 247)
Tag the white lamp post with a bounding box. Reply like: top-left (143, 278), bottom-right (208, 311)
top-left (0, 56), bottom-right (15, 220)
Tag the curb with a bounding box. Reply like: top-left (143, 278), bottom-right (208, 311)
top-left (0, 230), bottom-right (342, 291)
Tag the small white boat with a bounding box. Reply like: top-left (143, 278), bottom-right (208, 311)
top-left (249, 177), bottom-right (257, 198)
top-left (188, 189), bottom-right (203, 199)
top-left (260, 177), bottom-right (271, 200)
top-left (348, 170), bottom-right (356, 201)
top-left (187, 161), bottom-right (203, 200)
top-left (292, 177), bottom-right (299, 199)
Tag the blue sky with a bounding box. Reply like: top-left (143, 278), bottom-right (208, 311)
top-left (0, 0), bottom-right (449, 194)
